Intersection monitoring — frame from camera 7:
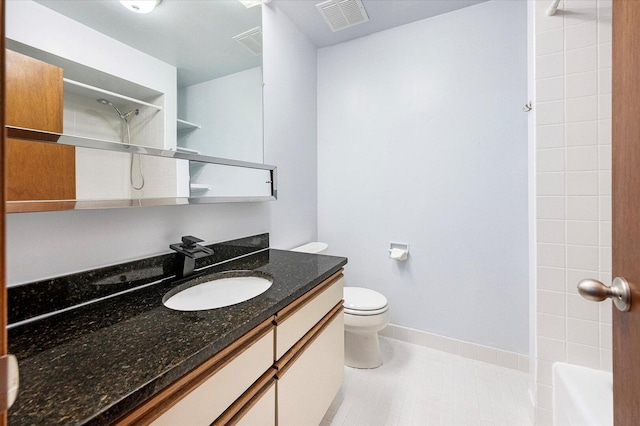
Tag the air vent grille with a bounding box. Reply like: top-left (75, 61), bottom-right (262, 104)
top-left (232, 27), bottom-right (262, 55)
top-left (316, 0), bottom-right (369, 32)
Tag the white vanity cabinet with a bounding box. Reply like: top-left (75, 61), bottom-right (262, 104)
top-left (118, 319), bottom-right (275, 426)
top-left (117, 270), bottom-right (345, 426)
top-left (151, 327), bottom-right (274, 426)
top-left (233, 382), bottom-right (276, 426)
top-left (274, 272), bottom-right (344, 359)
top-left (276, 309), bottom-right (344, 426)
top-left (274, 272), bottom-right (345, 426)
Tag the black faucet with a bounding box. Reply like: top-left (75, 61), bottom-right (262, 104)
top-left (169, 236), bottom-right (214, 279)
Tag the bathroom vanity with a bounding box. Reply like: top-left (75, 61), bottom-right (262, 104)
top-left (7, 235), bottom-right (347, 425)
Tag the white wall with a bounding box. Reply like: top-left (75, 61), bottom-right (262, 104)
top-left (5, 3), bottom-right (318, 285)
top-left (262, 5), bottom-right (318, 252)
top-left (178, 67), bottom-right (270, 199)
top-left (190, 164), bottom-right (272, 198)
top-left (527, 0), bottom-right (538, 413)
top-left (317, 0), bottom-right (528, 354)
top-left (178, 67), bottom-right (263, 163)
top-left (532, 0), bottom-right (613, 424)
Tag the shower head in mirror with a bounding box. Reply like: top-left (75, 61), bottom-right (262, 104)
top-left (96, 98), bottom-right (139, 120)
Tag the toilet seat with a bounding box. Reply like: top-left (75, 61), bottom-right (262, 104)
top-left (344, 306), bottom-right (388, 316)
top-left (344, 287), bottom-right (388, 316)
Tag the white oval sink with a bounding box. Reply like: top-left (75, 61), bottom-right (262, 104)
top-left (163, 271), bottom-right (272, 311)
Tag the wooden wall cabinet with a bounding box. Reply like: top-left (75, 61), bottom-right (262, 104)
top-left (5, 49), bottom-right (76, 201)
top-left (5, 50), bottom-right (63, 133)
top-left (117, 271), bottom-right (345, 426)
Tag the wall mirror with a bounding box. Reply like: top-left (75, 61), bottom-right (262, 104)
top-left (4, 0), bottom-right (274, 212)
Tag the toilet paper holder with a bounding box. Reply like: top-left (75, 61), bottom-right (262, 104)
top-left (388, 242), bottom-right (409, 260)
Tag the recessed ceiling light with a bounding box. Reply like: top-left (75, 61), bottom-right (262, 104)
top-left (120, 0), bottom-right (161, 14)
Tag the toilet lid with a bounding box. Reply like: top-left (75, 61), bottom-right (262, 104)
top-left (343, 287), bottom-right (388, 312)
top-left (344, 306), bottom-right (388, 316)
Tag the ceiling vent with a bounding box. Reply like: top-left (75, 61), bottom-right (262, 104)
top-left (316, 0), bottom-right (369, 32)
top-left (233, 27), bottom-right (262, 55)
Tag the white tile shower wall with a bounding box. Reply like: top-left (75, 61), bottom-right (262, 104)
top-left (64, 92), bottom-right (165, 149)
top-left (75, 149), bottom-right (131, 200)
top-left (533, 0), bottom-right (612, 424)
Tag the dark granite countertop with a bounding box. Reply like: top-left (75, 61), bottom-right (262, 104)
top-left (8, 248), bottom-right (347, 425)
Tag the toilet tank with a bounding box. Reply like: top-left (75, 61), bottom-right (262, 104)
top-left (290, 242), bottom-right (328, 254)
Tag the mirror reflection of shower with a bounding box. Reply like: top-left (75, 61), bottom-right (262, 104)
top-left (96, 98), bottom-right (145, 190)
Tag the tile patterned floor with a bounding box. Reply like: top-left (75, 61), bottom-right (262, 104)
top-left (321, 337), bottom-right (532, 426)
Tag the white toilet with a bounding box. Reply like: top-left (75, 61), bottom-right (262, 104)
top-left (290, 242), bottom-right (390, 369)
top-left (290, 242), bottom-right (329, 254)
top-left (343, 287), bottom-right (389, 368)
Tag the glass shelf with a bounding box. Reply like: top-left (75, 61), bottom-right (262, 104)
top-left (5, 125), bottom-right (277, 213)
top-left (64, 78), bottom-right (163, 111)
top-left (177, 119), bottom-right (201, 131)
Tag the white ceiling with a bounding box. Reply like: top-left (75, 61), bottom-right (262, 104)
top-left (30, 0), bottom-right (488, 87)
top-left (272, 0), bottom-right (489, 48)
top-left (33, 0), bottom-right (262, 88)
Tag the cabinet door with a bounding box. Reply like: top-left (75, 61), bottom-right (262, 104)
top-left (5, 50), bottom-right (63, 132)
top-left (6, 139), bottom-right (75, 201)
top-left (235, 382), bottom-right (276, 426)
top-left (275, 273), bottom-right (343, 359)
top-left (5, 50), bottom-right (75, 201)
top-left (277, 310), bottom-right (344, 426)
top-left (151, 329), bottom-right (274, 426)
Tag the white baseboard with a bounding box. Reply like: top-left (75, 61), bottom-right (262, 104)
top-left (379, 323), bottom-right (530, 373)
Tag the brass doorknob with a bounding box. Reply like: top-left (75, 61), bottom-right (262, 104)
top-left (577, 277), bottom-right (631, 312)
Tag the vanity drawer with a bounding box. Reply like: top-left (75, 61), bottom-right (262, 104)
top-left (151, 328), bottom-right (274, 426)
top-left (274, 271), bottom-right (344, 360)
top-left (235, 382), bottom-right (275, 426)
top-left (215, 375), bottom-right (276, 426)
top-left (118, 318), bottom-right (275, 426)
top-left (276, 305), bottom-right (344, 426)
